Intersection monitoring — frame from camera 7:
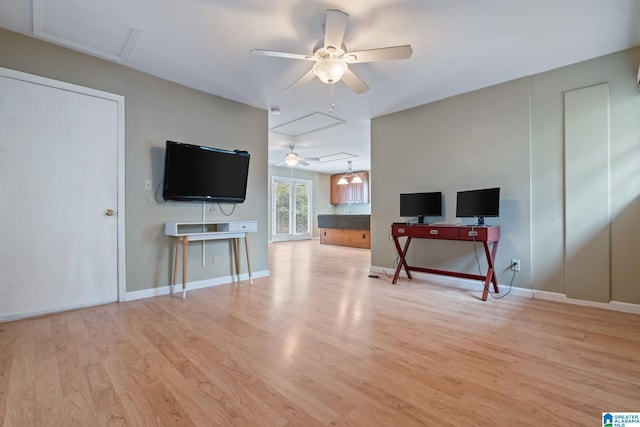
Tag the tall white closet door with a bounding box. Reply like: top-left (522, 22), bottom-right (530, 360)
top-left (0, 69), bottom-right (123, 320)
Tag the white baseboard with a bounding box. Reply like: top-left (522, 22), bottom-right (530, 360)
top-left (533, 290), bottom-right (640, 314)
top-left (0, 297), bottom-right (118, 323)
top-left (125, 269), bottom-right (270, 302)
top-left (371, 265), bottom-right (640, 314)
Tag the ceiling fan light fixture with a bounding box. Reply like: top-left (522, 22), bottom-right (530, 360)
top-left (337, 176), bottom-right (349, 185)
top-left (313, 57), bottom-right (348, 84)
top-left (285, 158), bottom-right (298, 167)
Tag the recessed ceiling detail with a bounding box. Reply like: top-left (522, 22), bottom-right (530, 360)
top-left (316, 152), bottom-right (358, 163)
top-left (32, 0), bottom-right (142, 62)
top-left (269, 112), bottom-right (345, 137)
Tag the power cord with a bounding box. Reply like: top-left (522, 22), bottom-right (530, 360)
top-left (217, 202), bottom-right (237, 216)
top-left (471, 225), bottom-right (514, 299)
top-left (488, 269), bottom-right (515, 299)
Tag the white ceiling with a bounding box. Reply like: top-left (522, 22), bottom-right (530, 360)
top-left (2, 0), bottom-right (640, 173)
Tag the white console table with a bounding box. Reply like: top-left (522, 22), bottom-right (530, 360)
top-left (165, 221), bottom-right (257, 298)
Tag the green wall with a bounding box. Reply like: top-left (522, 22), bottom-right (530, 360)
top-left (0, 28), bottom-right (269, 294)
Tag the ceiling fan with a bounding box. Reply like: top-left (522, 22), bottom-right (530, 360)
top-left (251, 9), bottom-right (413, 94)
top-left (279, 146), bottom-right (320, 167)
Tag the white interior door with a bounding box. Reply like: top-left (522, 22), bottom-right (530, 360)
top-left (0, 68), bottom-right (124, 321)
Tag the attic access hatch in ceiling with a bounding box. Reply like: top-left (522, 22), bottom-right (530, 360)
top-left (33, 0), bottom-right (142, 62)
top-left (270, 112), bottom-right (345, 137)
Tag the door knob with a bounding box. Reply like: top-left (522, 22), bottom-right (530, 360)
top-left (105, 209), bottom-right (115, 216)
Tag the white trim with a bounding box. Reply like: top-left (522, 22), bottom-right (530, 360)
top-left (533, 290), bottom-right (640, 315)
top-left (0, 297), bottom-right (118, 323)
top-left (0, 67), bottom-right (127, 306)
top-left (371, 264), bottom-right (640, 314)
top-left (271, 176), bottom-right (313, 242)
top-left (124, 269), bottom-right (270, 301)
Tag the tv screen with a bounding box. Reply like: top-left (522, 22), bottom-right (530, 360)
top-left (400, 192), bottom-right (442, 224)
top-left (455, 187), bottom-right (500, 225)
top-left (162, 140), bottom-right (250, 203)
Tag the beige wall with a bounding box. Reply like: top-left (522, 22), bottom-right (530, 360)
top-left (531, 47), bottom-right (640, 303)
top-left (371, 78), bottom-right (531, 288)
top-left (0, 29), bottom-right (269, 293)
top-left (371, 47), bottom-right (640, 304)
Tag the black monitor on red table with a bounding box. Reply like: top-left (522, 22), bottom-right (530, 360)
top-left (455, 187), bottom-right (500, 226)
top-left (400, 192), bottom-right (443, 224)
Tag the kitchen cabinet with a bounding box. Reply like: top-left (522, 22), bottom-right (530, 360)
top-left (330, 171), bottom-right (369, 204)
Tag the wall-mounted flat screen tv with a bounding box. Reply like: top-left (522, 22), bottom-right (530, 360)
top-left (400, 192), bottom-right (443, 224)
top-left (162, 140), bottom-right (250, 203)
top-left (455, 187), bottom-right (500, 225)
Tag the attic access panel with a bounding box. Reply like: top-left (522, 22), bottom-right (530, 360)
top-left (270, 112), bottom-right (345, 137)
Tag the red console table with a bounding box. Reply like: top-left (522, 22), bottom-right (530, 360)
top-left (391, 224), bottom-right (500, 301)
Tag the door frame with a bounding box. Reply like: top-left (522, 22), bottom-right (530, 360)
top-left (0, 66), bottom-right (126, 303)
top-left (271, 176), bottom-right (313, 242)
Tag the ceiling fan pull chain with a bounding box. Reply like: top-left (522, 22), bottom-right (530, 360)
top-left (329, 82), bottom-right (335, 113)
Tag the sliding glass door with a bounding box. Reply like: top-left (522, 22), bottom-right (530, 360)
top-left (272, 177), bottom-right (312, 242)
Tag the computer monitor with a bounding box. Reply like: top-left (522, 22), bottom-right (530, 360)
top-left (455, 187), bottom-right (500, 225)
top-left (400, 192), bottom-right (443, 224)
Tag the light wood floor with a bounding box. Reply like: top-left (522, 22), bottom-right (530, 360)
top-left (1, 240), bottom-right (639, 426)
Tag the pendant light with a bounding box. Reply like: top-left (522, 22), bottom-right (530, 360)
top-left (337, 160), bottom-right (362, 185)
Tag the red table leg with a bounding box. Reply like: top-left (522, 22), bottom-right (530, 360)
top-left (392, 236), bottom-right (413, 284)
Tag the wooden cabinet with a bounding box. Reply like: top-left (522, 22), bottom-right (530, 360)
top-left (330, 171), bottom-right (369, 204)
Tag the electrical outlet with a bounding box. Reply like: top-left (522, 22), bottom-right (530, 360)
top-left (511, 259), bottom-right (521, 271)
top-left (213, 255), bottom-right (220, 264)
top-left (144, 179), bottom-right (152, 191)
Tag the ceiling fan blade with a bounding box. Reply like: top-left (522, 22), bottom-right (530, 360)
top-left (250, 49), bottom-right (314, 61)
top-left (299, 160), bottom-right (310, 166)
top-left (285, 69), bottom-right (317, 92)
top-left (341, 69), bottom-right (369, 94)
top-left (324, 9), bottom-right (349, 51)
top-left (344, 45), bottom-right (413, 63)
top-left (302, 157), bottom-right (320, 162)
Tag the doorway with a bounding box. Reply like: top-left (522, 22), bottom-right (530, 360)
top-left (271, 177), bottom-right (312, 242)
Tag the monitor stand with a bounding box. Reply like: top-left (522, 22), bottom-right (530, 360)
top-left (477, 216), bottom-right (485, 226)
top-left (417, 216), bottom-right (426, 224)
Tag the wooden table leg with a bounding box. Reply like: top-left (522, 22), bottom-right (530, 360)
top-left (481, 267), bottom-right (494, 301)
top-left (392, 236), bottom-right (413, 284)
top-left (244, 234), bottom-right (253, 285)
top-left (489, 241), bottom-right (499, 292)
top-left (182, 236), bottom-right (188, 299)
top-left (233, 238), bottom-right (241, 282)
top-left (172, 238), bottom-right (179, 295)
top-left (481, 241), bottom-right (499, 301)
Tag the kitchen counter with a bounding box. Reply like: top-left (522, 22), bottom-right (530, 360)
top-left (318, 214), bottom-right (370, 248)
top-left (317, 214), bottom-right (370, 230)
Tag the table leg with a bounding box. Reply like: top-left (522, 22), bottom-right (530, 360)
top-left (481, 241), bottom-right (500, 301)
top-left (244, 235), bottom-right (253, 285)
top-left (172, 238), bottom-right (179, 295)
top-left (481, 267), bottom-right (494, 301)
top-left (489, 241), bottom-right (499, 292)
top-left (182, 236), bottom-right (188, 299)
top-left (233, 238), bottom-right (242, 282)
top-left (392, 236), bottom-right (413, 284)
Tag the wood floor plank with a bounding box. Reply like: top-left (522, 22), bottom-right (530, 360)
top-left (1, 240), bottom-right (639, 426)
